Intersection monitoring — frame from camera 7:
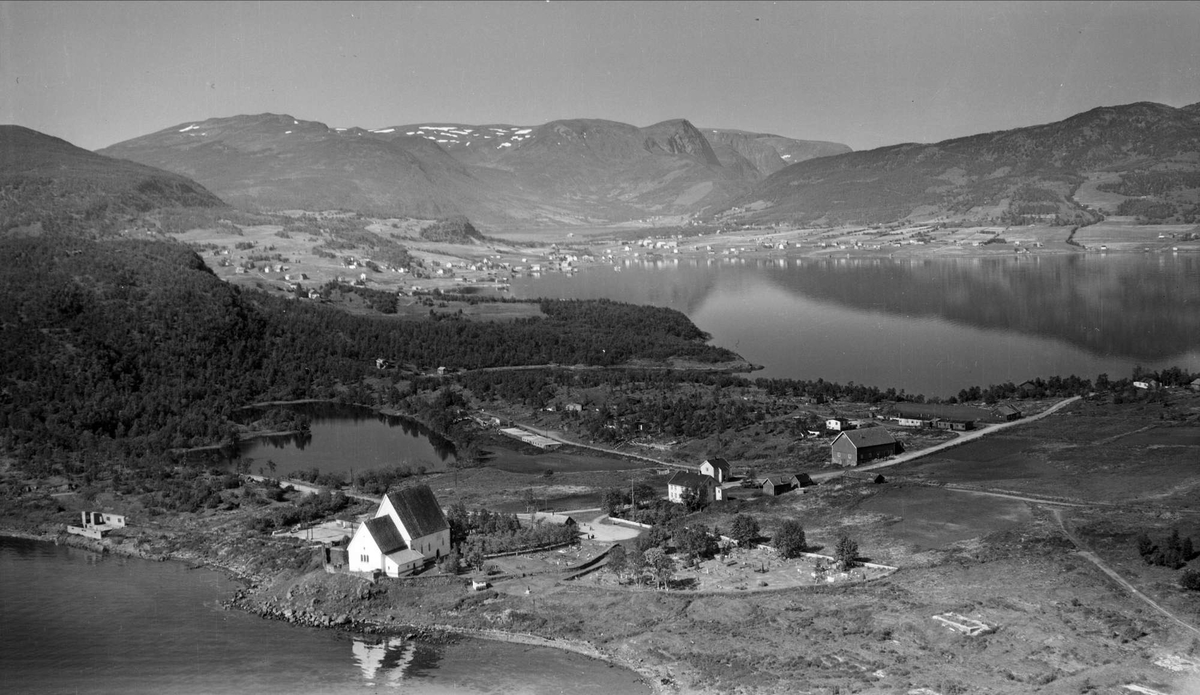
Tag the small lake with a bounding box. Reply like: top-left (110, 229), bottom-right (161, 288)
top-left (510, 253), bottom-right (1200, 397)
top-left (0, 537), bottom-right (650, 694)
top-left (235, 403), bottom-right (455, 480)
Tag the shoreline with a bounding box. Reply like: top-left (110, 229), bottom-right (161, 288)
top-left (0, 529), bottom-right (667, 693)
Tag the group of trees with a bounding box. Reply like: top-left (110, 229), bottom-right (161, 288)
top-left (603, 512), bottom-right (857, 590)
top-left (444, 502), bottom-right (579, 571)
top-left (1136, 529), bottom-right (1197, 570)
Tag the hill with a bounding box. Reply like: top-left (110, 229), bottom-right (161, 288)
top-left (0, 125), bottom-right (225, 234)
top-left (721, 101), bottom-right (1200, 226)
top-left (100, 115), bottom-right (849, 228)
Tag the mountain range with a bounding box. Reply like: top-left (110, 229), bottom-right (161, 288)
top-left (97, 115), bottom-right (848, 227)
top-left (9, 101), bottom-right (1199, 232)
top-left (723, 101), bottom-right (1200, 226)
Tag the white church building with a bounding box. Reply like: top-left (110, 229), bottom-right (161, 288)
top-left (347, 485), bottom-right (450, 577)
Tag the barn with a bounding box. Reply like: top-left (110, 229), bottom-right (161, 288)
top-left (830, 428), bottom-right (898, 467)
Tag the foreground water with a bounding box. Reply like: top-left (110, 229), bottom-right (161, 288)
top-left (0, 537), bottom-right (649, 694)
top-left (511, 253), bottom-right (1200, 396)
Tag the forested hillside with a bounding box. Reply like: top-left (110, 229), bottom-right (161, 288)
top-left (0, 233), bottom-right (736, 471)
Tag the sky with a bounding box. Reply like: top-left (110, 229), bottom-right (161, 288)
top-left (2, 1), bottom-right (1198, 152)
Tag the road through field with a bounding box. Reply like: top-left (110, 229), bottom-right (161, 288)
top-left (1052, 508), bottom-right (1200, 639)
top-left (811, 395), bottom-right (1082, 482)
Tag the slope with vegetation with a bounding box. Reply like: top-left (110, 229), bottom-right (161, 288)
top-left (724, 101), bottom-right (1200, 226)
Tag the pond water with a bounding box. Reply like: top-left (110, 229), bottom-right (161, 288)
top-left (0, 537), bottom-right (650, 694)
top-left (510, 253), bottom-right (1200, 397)
top-left (234, 403), bottom-right (455, 480)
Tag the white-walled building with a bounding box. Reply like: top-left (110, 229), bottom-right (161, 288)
top-left (348, 485), bottom-right (450, 577)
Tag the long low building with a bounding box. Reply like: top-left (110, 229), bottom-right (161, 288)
top-left (499, 427), bottom-right (562, 450)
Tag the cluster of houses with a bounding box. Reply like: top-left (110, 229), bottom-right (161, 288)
top-left (666, 458), bottom-right (818, 505)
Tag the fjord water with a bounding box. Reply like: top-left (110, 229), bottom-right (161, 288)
top-left (0, 537), bottom-right (648, 695)
top-left (511, 253), bottom-right (1200, 396)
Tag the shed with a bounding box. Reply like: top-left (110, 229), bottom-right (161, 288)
top-left (761, 477), bottom-right (792, 496)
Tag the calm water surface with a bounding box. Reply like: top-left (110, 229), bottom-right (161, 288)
top-left (236, 403), bottom-right (455, 479)
top-left (0, 537), bottom-right (648, 694)
top-left (511, 254), bottom-right (1200, 396)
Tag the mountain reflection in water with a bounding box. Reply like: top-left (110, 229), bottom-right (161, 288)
top-left (512, 254), bottom-right (1199, 396)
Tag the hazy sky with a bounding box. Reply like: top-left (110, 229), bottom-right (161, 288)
top-left (2, 1), bottom-right (1198, 151)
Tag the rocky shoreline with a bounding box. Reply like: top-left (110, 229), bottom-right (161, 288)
top-left (2, 527), bottom-right (668, 693)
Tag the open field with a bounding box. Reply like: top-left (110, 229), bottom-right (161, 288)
top-left (888, 394), bottom-right (1200, 507)
top-left (1072, 220), bottom-right (1200, 252)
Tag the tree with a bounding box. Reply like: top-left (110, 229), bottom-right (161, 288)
top-left (607, 543), bottom-right (627, 581)
top-left (676, 525), bottom-right (718, 564)
top-left (775, 520), bottom-right (808, 559)
top-left (730, 514), bottom-right (760, 547)
top-left (644, 547), bottom-right (675, 590)
top-left (1182, 569), bottom-right (1200, 592)
top-left (626, 546), bottom-right (646, 585)
top-left (835, 535), bottom-right (859, 568)
top-left (602, 488), bottom-right (626, 516)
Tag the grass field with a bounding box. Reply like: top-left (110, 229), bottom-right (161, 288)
top-left (1072, 220), bottom-right (1200, 251)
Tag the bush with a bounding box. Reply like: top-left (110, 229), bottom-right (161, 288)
top-left (1182, 570), bottom-right (1200, 591)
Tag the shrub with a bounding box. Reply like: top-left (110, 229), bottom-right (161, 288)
top-left (1182, 570), bottom-right (1200, 591)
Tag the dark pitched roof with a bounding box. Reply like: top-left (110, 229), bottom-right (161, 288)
top-left (385, 485), bottom-right (449, 539)
top-left (837, 427), bottom-right (897, 448)
top-left (762, 476), bottom-right (790, 487)
top-left (668, 471), bottom-right (715, 488)
top-left (364, 516), bottom-right (407, 554)
top-left (703, 458), bottom-right (730, 472)
top-left (994, 404), bottom-right (1021, 415)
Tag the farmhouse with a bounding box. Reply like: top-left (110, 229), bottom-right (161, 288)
top-left (830, 428), bottom-right (899, 467)
top-left (348, 485), bottom-right (450, 577)
top-left (700, 457), bottom-right (731, 483)
top-left (667, 471), bottom-right (716, 504)
top-left (826, 417), bottom-right (851, 431)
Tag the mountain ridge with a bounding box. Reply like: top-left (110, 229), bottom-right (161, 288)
top-left (98, 114), bottom-right (848, 227)
top-left (720, 101), bottom-right (1200, 226)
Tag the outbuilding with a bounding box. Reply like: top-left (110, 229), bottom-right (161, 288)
top-left (830, 427), bottom-right (899, 467)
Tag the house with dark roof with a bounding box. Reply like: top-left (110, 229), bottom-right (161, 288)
top-left (348, 485), bottom-right (450, 577)
top-left (700, 457), bottom-right (731, 483)
top-left (830, 427), bottom-right (899, 467)
top-left (667, 471), bottom-right (716, 504)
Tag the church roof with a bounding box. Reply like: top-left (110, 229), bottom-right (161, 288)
top-left (363, 516), bottom-right (407, 554)
top-left (385, 485), bottom-right (449, 539)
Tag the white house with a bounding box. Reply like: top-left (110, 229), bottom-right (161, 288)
top-left (348, 485), bottom-right (450, 577)
top-left (667, 471), bottom-right (716, 504)
top-left (826, 418), bottom-right (851, 431)
top-left (699, 458), bottom-right (731, 483)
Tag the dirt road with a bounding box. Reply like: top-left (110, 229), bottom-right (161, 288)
top-left (1053, 508), bottom-right (1200, 639)
top-left (812, 396), bottom-right (1082, 482)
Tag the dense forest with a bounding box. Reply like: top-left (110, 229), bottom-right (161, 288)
top-left (0, 233), bottom-right (737, 477)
